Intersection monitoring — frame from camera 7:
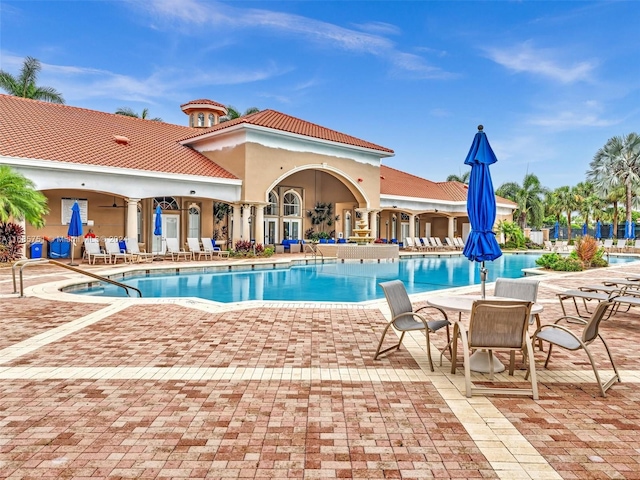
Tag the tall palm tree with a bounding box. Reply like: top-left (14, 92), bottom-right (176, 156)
top-left (587, 133), bottom-right (640, 230)
top-left (0, 166), bottom-right (49, 228)
top-left (0, 56), bottom-right (64, 103)
top-left (446, 171), bottom-right (470, 184)
top-left (220, 105), bottom-right (260, 123)
top-left (574, 181), bottom-right (597, 227)
top-left (115, 107), bottom-right (162, 122)
top-left (495, 173), bottom-right (547, 229)
top-left (553, 185), bottom-right (580, 240)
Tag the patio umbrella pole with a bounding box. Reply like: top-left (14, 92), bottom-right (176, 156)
top-left (480, 262), bottom-right (487, 299)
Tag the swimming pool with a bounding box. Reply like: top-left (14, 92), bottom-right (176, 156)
top-left (74, 254), bottom-right (638, 303)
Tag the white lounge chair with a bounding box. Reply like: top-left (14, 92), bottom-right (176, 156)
top-left (404, 237), bottom-right (416, 250)
top-left (187, 237), bottom-right (211, 260)
top-left (83, 238), bottom-right (111, 265)
top-left (421, 237), bottom-right (435, 251)
top-left (414, 237), bottom-right (425, 251)
top-left (202, 237), bottom-right (230, 258)
top-left (165, 238), bottom-right (192, 261)
top-left (104, 238), bottom-right (134, 264)
top-left (125, 238), bottom-right (154, 263)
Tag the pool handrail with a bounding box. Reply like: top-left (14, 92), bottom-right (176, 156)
top-left (12, 258), bottom-right (142, 298)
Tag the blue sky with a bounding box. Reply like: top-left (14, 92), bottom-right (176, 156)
top-left (1, 0), bottom-right (638, 189)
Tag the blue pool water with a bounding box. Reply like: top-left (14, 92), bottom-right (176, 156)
top-left (74, 254), bottom-right (638, 303)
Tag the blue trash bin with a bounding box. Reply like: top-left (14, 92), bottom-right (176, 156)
top-left (30, 242), bottom-right (43, 259)
top-left (48, 237), bottom-right (71, 259)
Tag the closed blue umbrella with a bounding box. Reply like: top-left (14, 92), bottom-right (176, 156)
top-left (609, 223), bottom-right (614, 239)
top-left (625, 220), bottom-right (634, 239)
top-left (154, 205), bottom-right (162, 236)
top-left (582, 223), bottom-right (587, 236)
top-left (67, 201), bottom-right (83, 266)
top-left (554, 221), bottom-right (559, 239)
top-left (595, 220), bottom-right (601, 239)
top-left (462, 125), bottom-right (502, 299)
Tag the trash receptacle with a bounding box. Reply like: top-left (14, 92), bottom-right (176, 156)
top-left (30, 242), bottom-right (43, 259)
top-left (48, 237), bottom-right (71, 259)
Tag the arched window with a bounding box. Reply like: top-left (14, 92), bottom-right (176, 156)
top-left (188, 206), bottom-right (200, 238)
top-left (197, 113), bottom-right (205, 127)
top-left (283, 191), bottom-right (300, 217)
top-left (208, 113), bottom-right (215, 127)
top-left (153, 197), bottom-right (180, 211)
top-left (265, 191), bottom-right (278, 216)
top-left (189, 114), bottom-right (194, 127)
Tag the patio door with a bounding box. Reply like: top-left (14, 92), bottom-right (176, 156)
top-left (265, 218), bottom-right (277, 245)
top-left (283, 219), bottom-right (300, 240)
top-left (152, 214), bottom-right (179, 253)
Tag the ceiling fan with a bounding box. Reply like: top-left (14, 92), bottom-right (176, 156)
top-left (98, 196), bottom-right (126, 208)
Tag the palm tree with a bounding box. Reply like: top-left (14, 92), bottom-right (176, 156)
top-left (0, 165), bottom-right (49, 228)
top-left (587, 133), bottom-right (640, 231)
top-left (219, 105), bottom-right (260, 123)
top-left (446, 171), bottom-right (470, 184)
top-left (553, 185), bottom-right (580, 240)
top-left (115, 107), bottom-right (162, 122)
top-left (0, 56), bottom-right (64, 103)
top-left (495, 173), bottom-right (547, 229)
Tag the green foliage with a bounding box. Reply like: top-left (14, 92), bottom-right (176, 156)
top-left (0, 56), bottom-right (64, 103)
top-left (0, 166), bottom-right (49, 228)
top-left (497, 220), bottom-right (526, 248)
top-left (535, 252), bottom-right (583, 271)
top-left (536, 253), bottom-right (561, 269)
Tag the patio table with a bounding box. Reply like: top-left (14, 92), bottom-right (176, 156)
top-left (427, 295), bottom-right (543, 374)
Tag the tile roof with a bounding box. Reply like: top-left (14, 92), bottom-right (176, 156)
top-left (380, 165), bottom-right (516, 205)
top-left (180, 109), bottom-right (394, 154)
top-left (0, 95), bottom-right (237, 179)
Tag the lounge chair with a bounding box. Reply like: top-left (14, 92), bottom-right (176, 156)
top-left (543, 240), bottom-right (554, 251)
top-left (602, 239), bottom-right (614, 252)
top-left (421, 237), bottom-right (435, 251)
top-left (404, 237), bottom-right (416, 250)
top-left (83, 238), bottom-right (111, 265)
top-left (454, 237), bottom-right (465, 249)
top-left (444, 237), bottom-right (459, 250)
top-left (375, 280), bottom-right (451, 372)
top-left (414, 237), bottom-right (425, 251)
top-left (104, 238), bottom-right (134, 264)
top-left (529, 300), bottom-right (620, 397)
top-left (187, 237), bottom-right (211, 260)
top-left (124, 238), bottom-right (154, 263)
top-left (615, 239), bottom-right (627, 252)
top-left (165, 238), bottom-right (192, 261)
top-left (461, 300), bottom-right (538, 399)
top-left (430, 237), bottom-right (445, 251)
top-left (201, 237), bottom-right (230, 258)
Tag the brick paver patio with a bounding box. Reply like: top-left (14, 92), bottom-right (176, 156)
top-left (1, 254), bottom-right (640, 479)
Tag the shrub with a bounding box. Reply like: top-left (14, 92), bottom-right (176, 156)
top-left (574, 235), bottom-right (599, 266)
top-left (0, 222), bottom-right (25, 262)
top-left (553, 257), bottom-right (583, 271)
top-left (536, 253), bottom-right (561, 269)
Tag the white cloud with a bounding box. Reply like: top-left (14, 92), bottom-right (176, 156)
top-left (134, 0), bottom-right (454, 79)
top-left (351, 21), bottom-right (402, 36)
top-left (484, 41), bottom-right (596, 84)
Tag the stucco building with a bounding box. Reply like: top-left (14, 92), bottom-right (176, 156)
top-left (0, 94), bottom-right (515, 256)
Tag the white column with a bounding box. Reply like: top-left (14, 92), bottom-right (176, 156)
top-left (369, 210), bottom-right (378, 239)
top-left (255, 205), bottom-right (265, 245)
top-left (18, 218), bottom-right (27, 259)
top-left (232, 204), bottom-right (242, 246)
top-left (448, 216), bottom-right (455, 239)
top-left (126, 198), bottom-right (140, 240)
top-left (242, 204), bottom-right (251, 240)
top-left (409, 213), bottom-right (415, 239)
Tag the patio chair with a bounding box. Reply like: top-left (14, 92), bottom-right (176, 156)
top-left (454, 237), bottom-right (465, 249)
top-left (165, 238), bottom-right (192, 261)
top-left (201, 237), bottom-right (230, 258)
top-left (494, 277), bottom-right (541, 356)
top-left (529, 300), bottom-right (621, 397)
top-left (461, 300), bottom-right (538, 399)
top-left (104, 238), bottom-right (134, 264)
top-left (83, 238), bottom-right (111, 264)
top-left (421, 237), bottom-right (435, 251)
top-left (404, 237), bottom-right (416, 250)
top-left (602, 239), bottom-right (614, 252)
top-left (543, 240), bottom-right (554, 251)
top-left (445, 237), bottom-right (460, 250)
top-left (187, 237), bottom-right (211, 260)
top-left (414, 237), bottom-right (425, 251)
top-left (632, 239), bottom-right (640, 253)
top-left (124, 237), bottom-right (154, 263)
top-left (430, 237), bottom-right (444, 251)
top-left (375, 280), bottom-right (451, 372)
top-left (615, 239), bottom-right (627, 252)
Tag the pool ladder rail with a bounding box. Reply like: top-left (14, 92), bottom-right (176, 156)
top-left (12, 258), bottom-right (142, 298)
top-left (303, 243), bottom-right (324, 261)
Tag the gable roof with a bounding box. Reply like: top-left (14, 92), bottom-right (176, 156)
top-left (0, 95), bottom-right (237, 179)
top-left (380, 165), bottom-right (516, 205)
top-left (181, 109), bottom-right (394, 154)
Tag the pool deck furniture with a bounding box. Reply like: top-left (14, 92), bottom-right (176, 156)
top-left (165, 238), bottom-right (193, 261)
top-left (375, 280), bottom-right (451, 372)
top-left (104, 238), bottom-right (134, 264)
top-left (187, 238), bottom-right (212, 261)
top-left (125, 238), bottom-right (155, 263)
top-left (427, 295), bottom-right (543, 375)
top-left (530, 300), bottom-right (621, 397)
top-left (83, 238), bottom-right (111, 265)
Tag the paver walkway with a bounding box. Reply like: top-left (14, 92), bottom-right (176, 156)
top-left (1, 255), bottom-right (640, 479)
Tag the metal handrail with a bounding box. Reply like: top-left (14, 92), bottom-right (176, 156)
top-left (12, 258), bottom-right (142, 298)
top-left (303, 243), bottom-right (324, 261)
